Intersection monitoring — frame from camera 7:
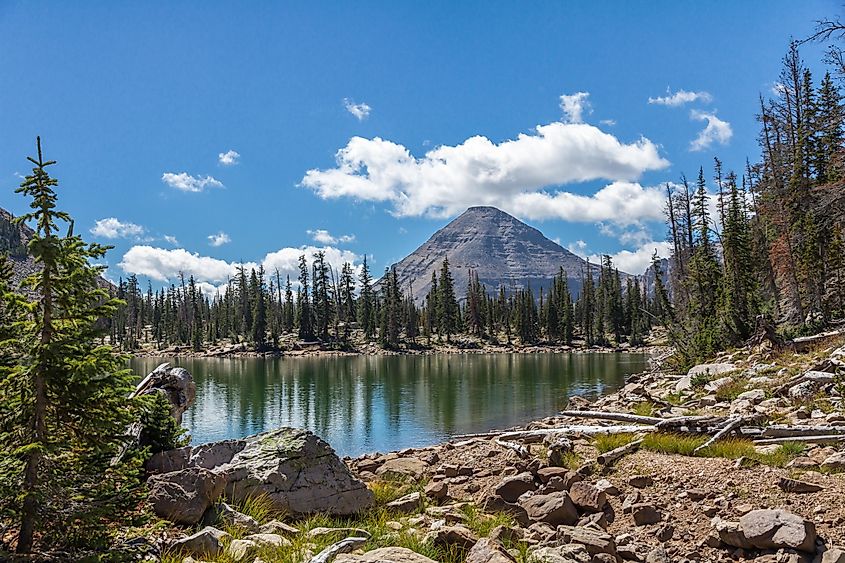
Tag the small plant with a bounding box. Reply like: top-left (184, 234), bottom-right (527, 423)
top-left (551, 450), bottom-right (582, 470)
top-left (714, 379), bottom-right (747, 402)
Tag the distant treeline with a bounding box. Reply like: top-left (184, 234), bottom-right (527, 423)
top-left (108, 253), bottom-right (660, 351)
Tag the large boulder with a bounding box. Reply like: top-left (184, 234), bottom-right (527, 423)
top-left (520, 492), bottom-right (578, 526)
top-left (466, 538), bottom-right (517, 563)
top-left (676, 363), bottom-right (736, 391)
top-left (739, 509), bottom-right (816, 552)
top-left (147, 466), bottom-right (225, 525)
top-left (170, 526), bottom-right (230, 557)
top-left (149, 427), bottom-right (373, 523)
top-left (215, 428), bottom-right (373, 515)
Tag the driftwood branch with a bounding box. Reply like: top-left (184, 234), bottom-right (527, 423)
top-left (761, 425), bottom-right (845, 438)
top-left (753, 435), bottom-right (845, 445)
top-left (693, 416), bottom-right (747, 455)
top-left (498, 425), bottom-right (656, 441)
top-left (597, 438), bottom-right (643, 465)
top-left (308, 537), bottom-right (369, 563)
top-left (495, 438), bottom-right (530, 458)
top-left (558, 409), bottom-right (663, 425)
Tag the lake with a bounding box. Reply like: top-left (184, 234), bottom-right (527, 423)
top-left (130, 352), bottom-right (649, 458)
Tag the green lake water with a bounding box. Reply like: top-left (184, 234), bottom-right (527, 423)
top-left (130, 352), bottom-right (648, 458)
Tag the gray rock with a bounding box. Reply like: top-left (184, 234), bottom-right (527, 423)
top-left (646, 547), bottom-right (670, 563)
top-left (243, 533), bottom-right (291, 548)
top-left (520, 492), bottom-right (578, 526)
top-left (494, 472), bottom-right (536, 503)
top-left (528, 545), bottom-right (591, 563)
top-left (386, 491), bottom-right (423, 514)
top-left (202, 502), bottom-right (260, 532)
top-left (677, 363), bottom-right (736, 391)
top-left (335, 547), bottom-right (438, 563)
top-left (259, 519), bottom-right (301, 536)
top-left (822, 548), bottom-right (845, 563)
top-left (778, 477), bottom-right (824, 494)
top-left (170, 526), bottom-right (230, 557)
top-left (627, 475), bottom-right (653, 488)
top-left (737, 389), bottom-right (766, 403)
top-left (537, 467), bottom-right (581, 487)
top-left (424, 480), bottom-right (448, 501)
top-left (226, 538), bottom-right (257, 562)
top-left (631, 503), bottom-right (662, 525)
top-left (429, 524), bottom-right (478, 550)
top-left (465, 537), bottom-right (517, 563)
top-left (821, 451), bottom-right (845, 471)
top-left (216, 427), bottom-right (373, 516)
top-left (557, 525), bottom-right (617, 557)
top-left (375, 457), bottom-right (428, 480)
top-left (147, 467), bottom-right (225, 525)
top-left (568, 482), bottom-right (607, 512)
top-left (146, 446), bottom-right (191, 475)
top-left (738, 509), bottom-right (817, 552)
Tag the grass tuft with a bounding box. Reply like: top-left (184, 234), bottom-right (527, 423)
top-left (631, 401), bottom-right (656, 417)
top-left (593, 433), bottom-right (636, 453)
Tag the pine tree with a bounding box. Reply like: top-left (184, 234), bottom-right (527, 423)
top-left (296, 255), bottom-right (314, 340)
top-left (251, 266), bottom-right (268, 350)
top-left (2, 139), bottom-right (141, 552)
top-left (358, 255), bottom-right (375, 340)
top-left (437, 258), bottom-right (459, 342)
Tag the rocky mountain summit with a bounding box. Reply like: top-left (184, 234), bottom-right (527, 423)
top-left (388, 206), bottom-right (618, 304)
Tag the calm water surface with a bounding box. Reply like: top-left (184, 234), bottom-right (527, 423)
top-left (130, 353), bottom-right (648, 457)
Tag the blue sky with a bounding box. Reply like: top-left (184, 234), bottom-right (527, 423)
top-left (0, 1), bottom-right (835, 290)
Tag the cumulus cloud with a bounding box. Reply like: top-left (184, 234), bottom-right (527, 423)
top-left (587, 240), bottom-right (674, 275)
top-left (689, 110), bottom-right (733, 152)
top-left (648, 88), bottom-right (713, 107)
top-left (343, 98), bottom-right (372, 121)
top-left (218, 149), bottom-right (240, 166)
top-left (301, 121), bottom-right (669, 221)
top-left (162, 172), bottom-right (224, 193)
top-left (207, 231), bottom-right (231, 247)
top-left (559, 92), bottom-right (592, 123)
top-left (307, 229), bottom-right (355, 245)
top-left (90, 218), bottom-right (145, 239)
top-left (118, 245), bottom-right (360, 290)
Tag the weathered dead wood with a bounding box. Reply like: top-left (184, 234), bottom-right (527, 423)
top-left (597, 438), bottom-right (643, 465)
top-left (760, 425), bottom-right (845, 438)
top-left (753, 434), bottom-right (845, 445)
top-left (495, 438), bottom-right (530, 458)
top-left (693, 416), bottom-right (747, 454)
top-left (498, 425), bottom-right (656, 441)
top-left (557, 409), bottom-right (663, 425)
top-left (308, 537), bottom-right (368, 563)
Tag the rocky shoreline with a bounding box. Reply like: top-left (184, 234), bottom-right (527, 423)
top-left (130, 329), bottom-right (845, 563)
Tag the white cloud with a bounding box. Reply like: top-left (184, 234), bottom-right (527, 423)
top-left (559, 92), bottom-right (592, 123)
top-left (306, 229), bottom-right (355, 245)
top-left (567, 240), bottom-right (588, 259)
top-left (689, 110), bottom-right (733, 152)
top-left (588, 240), bottom-right (673, 275)
top-left (162, 172), bottom-right (224, 193)
top-left (163, 235), bottom-right (180, 245)
top-left (600, 119), bottom-right (616, 126)
top-left (343, 98), bottom-right (372, 121)
top-left (302, 120), bottom-right (669, 221)
top-left (118, 245), bottom-right (360, 289)
top-left (509, 182), bottom-right (667, 226)
top-left (90, 218), bottom-right (145, 239)
top-left (218, 150), bottom-right (240, 166)
top-left (207, 231), bottom-right (231, 247)
top-left (648, 88), bottom-right (713, 107)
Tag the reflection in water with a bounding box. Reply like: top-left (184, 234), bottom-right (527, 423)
top-left (130, 353), bottom-right (648, 457)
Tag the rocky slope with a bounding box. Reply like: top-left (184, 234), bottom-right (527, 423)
top-left (0, 206), bottom-right (37, 288)
top-left (387, 206), bottom-right (621, 305)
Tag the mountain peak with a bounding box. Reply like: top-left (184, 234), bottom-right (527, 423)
top-left (389, 206), bottom-right (601, 303)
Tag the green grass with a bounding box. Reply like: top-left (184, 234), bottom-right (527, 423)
top-left (593, 433), bottom-right (636, 453)
top-left (631, 401), bottom-right (656, 417)
top-left (551, 450), bottom-right (582, 470)
top-left (714, 379), bottom-right (747, 402)
top-left (640, 433), bottom-right (806, 467)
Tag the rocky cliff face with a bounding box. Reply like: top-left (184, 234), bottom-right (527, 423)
top-left (387, 206), bottom-right (611, 304)
top-left (0, 206), bottom-right (37, 288)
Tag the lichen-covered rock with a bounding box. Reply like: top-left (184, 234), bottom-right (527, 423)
top-left (216, 428), bottom-right (374, 515)
top-left (739, 509), bottom-right (816, 552)
top-left (529, 545), bottom-right (591, 563)
top-left (465, 537), bottom-right (517, 563)
top-left (147, 467), bottom-right (225, 525)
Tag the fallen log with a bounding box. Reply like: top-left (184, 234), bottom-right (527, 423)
top-left (557, 409), bottom-right (663, 425)
top-left (308, 537), bottom-right (368, 563)
top-left (760, 425), bottom-right (845, 438)
top-left (498, 425), bottom-right (656, 441)
top-left (597, 438), bottom-right (643, 465)
top-left (753, 435), bottom-right (845, 445)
